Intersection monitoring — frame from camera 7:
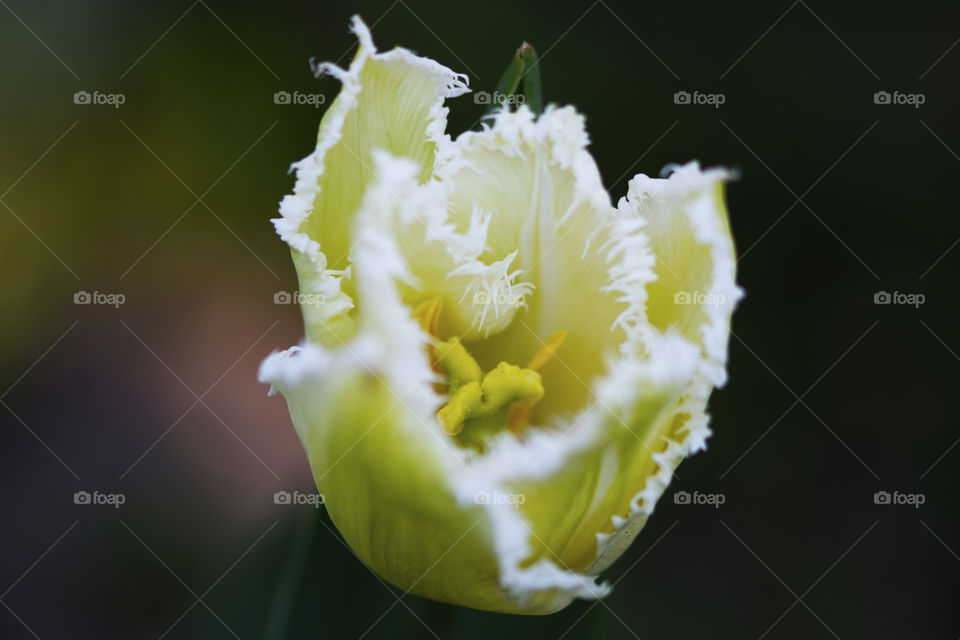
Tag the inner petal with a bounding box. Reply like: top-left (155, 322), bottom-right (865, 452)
top-left (438, 108), bottom-right (628, 422)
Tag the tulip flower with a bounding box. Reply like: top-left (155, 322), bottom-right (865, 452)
top-left (260, 16), bottom-right (740, 614)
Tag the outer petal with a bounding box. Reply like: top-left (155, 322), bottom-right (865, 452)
top-left (261, 344), bottom-right (512, 610)
top-left (579, 163), bottom-right (742, 572)
top-left (619, 162), bottom-right (742, 387)
top-left (272, 16), bottom-right (468, 346)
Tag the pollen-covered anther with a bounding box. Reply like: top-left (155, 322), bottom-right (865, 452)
top-left (435, 337), bottom-right (544, 439)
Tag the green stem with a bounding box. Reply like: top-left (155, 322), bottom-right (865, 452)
top-left (261, 507), bottom-right (320, 640)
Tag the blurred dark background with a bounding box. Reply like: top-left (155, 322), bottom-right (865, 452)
top-left (1, 0), bottom-right (958, 638)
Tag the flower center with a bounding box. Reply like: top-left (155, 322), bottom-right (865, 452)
top-left (414, 297), bottom-right (565, 450)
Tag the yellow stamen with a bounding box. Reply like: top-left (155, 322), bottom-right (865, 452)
top-left (526, 330), bottom-right (567, 372)
top-left (413, 297), bottom-right (444, 337)
top-left (438, 361), bottom-right (543, 436)
top-left (435, 337), bottom-right (483, 392)
top-left (507, 405), bottom-right (528, 434)
top-left (438, 381), bottom-right (482, 435)
top-left (509, 330), bottom-right (567, 432)
top-left (433, 331), bottom-right (566, 440)
top-left (413, 297), bottom-right (448, 395)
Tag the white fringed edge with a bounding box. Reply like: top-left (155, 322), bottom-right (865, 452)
top-left (364, 150), bottom-right (534, 336)
top-left (619, 162), bottom-right (744, 387)
top-left (581, 163), bottom-right (743, 571)
top-left (437, 105), bottom-right (611, 215)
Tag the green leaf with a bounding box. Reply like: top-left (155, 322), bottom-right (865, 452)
top-left (519, 43), bottom-right (543, 115)
top-left (486, 42), bottom-right (543, 117)
top-left (490, 48), bottom-right (524, 108)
